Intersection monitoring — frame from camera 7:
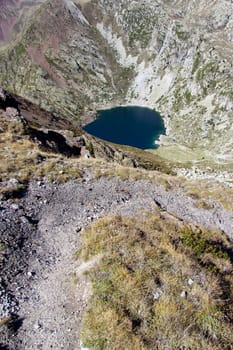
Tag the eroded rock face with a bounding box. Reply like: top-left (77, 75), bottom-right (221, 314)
top-left (0, 88), bottom-right (85, 156)
top-left (0, 0), bottom-right (233, 163)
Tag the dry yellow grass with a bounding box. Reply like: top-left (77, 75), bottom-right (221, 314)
top-left (80, 215), bottom-right (233, 350)
top-left (0, 114), bottom-right (82, 197)
top-left (0, 316), bottom-right (11, 327)
top-left (181, 179), bottom-right (233, 211)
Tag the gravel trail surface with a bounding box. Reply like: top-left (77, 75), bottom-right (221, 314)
top-left (1, 175), bottom-right (232, 349)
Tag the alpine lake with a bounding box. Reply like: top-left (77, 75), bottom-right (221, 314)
top-left (84, 106), bottom-right (165, 150)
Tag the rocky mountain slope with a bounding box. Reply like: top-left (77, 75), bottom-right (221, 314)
top-left (0, 0), bottom-right (233, 168)
top-left (0, 0), bottom-right (43, 44)
top-left (0, 0), bottom-right (128, 123)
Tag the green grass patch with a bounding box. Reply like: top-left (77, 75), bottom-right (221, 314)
top-left (184, 90), bottom-right (192, 104)
top-left (117, 144), bottom-right (175, 174)
top-left (14, 44), bottom-right (26, 57)
top-left (175, 24), bottom-right (190, 41)
top-left (196, 62), bottom-right (218, 82)
top-left (192, 54), bottom-right (201, 75)
top-left (180, 227), bottom-right (231, 260)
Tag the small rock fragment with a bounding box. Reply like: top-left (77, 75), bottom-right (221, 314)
top-left (153, 291), bottom-right (160, 300)
top-left (181, 291), bottom-right (188, 299)
top-left (34, 322), bottom-right (42, 330)
top-left (8, 178), bottom-right (19, 186)
top-left (188, 278), bottom-right (194, 286)
top-left (11, 204), bottom-right (19, 211)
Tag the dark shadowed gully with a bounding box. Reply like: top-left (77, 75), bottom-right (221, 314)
top-left (0, 174), bottom-right (232, 350)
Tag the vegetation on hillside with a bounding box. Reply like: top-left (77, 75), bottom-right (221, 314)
top-left (80, 215), bottom-right (233, 350)
top-left (0, 113), bottom-right (82, 198)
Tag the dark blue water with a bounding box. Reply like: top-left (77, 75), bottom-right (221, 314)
top-left (84, 106), bottom-right (165, 149)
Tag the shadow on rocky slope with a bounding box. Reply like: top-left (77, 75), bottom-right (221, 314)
top-left (0, 88), bottom-right (85, 156)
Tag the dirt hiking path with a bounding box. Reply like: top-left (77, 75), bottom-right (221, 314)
top-left (1, 176), bottom-right (232, 349)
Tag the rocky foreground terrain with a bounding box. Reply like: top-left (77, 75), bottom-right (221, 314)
top-left (1, 171), bottom-right (232, 350)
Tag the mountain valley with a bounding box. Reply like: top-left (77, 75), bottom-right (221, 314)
top-left (0, 1), bottom-right (233, 350)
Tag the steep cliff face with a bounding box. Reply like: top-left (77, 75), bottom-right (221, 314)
top-left (0, 0), bottom-right (233, 166)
